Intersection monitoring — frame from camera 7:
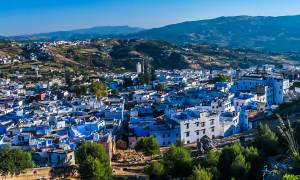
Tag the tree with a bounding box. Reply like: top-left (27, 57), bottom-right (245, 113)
top-left (72, 85), bottom-right (88, 96)
top-left (138, 72), bottom-right (151, 84)
top-left (189, 166), bottom-right (212, 180)
top-left (0, 146), bottom-right (33, 176)
top-left (150, 68), bottom-right (156, 81)
top-left (290, 154), bottom-right (300, 174)
top-left (201, 150), bottom-right (220, 179)
top-left (75, 142), bottom-right (112, 180)
top-left (294, 119), bottom-right (300, 145)
top-left (90, 81), bottom-right (107, 100)
top-left (255, 123), bottom-right (278, 156)
top-left (217, 143), bottom-right (243, 179)
top-left (123, 78), bottom-right (133, 87)
top-left (111, 89), bottom-right (120, 96)
top-left (163, 144), bottom-right (192, 178)
top-left (155, 84), bottom-right (164, 92)
top-left (216, 143), bottom-right (263, 180)
top-left (144, 161), bottom-right (165, 179)
top-left (135, 137), bottom-right (160, 155)
top-left (243, 146), bottom-right (264, 180)
top-left (175, 140), bottom-right (185, 147)
top-left (230, 154), bottom-right (250, 180)
top-left (64, 71), bottom-right (73, 88)
top-left (283, 174), bottom-right (300, 180)
top-left (213, 74), bottom-right (231, 82)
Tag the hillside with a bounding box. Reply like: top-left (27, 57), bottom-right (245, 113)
top-left (1, 39), bottom-right (299, 72)
top-left (131, 15), bottom-right (300, 52)
top-left (10, 26), bottom-right (144, 41)
top-left (4, 15), bottom-right (300, 52)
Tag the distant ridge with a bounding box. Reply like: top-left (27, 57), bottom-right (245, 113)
top-left (130, 15), bottom-right (300, 52)
top-left (4, 15), bottom-right (300, 51)
top-left (8, 26), bottom-right (145, 41)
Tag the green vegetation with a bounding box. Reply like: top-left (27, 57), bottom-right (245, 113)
top-left (145, 142), bottom-right (263, 180)
top-left (135, 137), bottom-right (160, 155)
top-left (90, 81), bottom-right (107, 100)
top-left (289, 81), bottom-right (300, 90)
top-left (0, 146), bottom-right (34, 176)
top-left (144, 142), bottom-right (192, 179)
top-left (188, 167), bottom-right (213, 180)
top-left (214, 143), bottom-right (263, 180)
top-left (213, 74), bottom-right (231, 82)
top-left (282, 174), bottom-right (300, 180)
top-left (111, 89), bottom-right (120, 96)
top-left (155, 84), bottom-right (164, 92)
top-left (295, 120), bottom-right (300, 145)
top-left (75, 142), bottom-right (112, 180)
top-left (163, 144), bottom-right (192, 178)
top-left (138, 70), bottom-right (156, 84)
top-left (144, 161), bottom-right (165, 180)
top-left (290, 155), bottom-right (300, 174)
top-left (254, 123), bottom-right (279, 156)
top-left (201, 150), bottom-right (220, 179)
top-left (277, 98), bottom-right (300, 116)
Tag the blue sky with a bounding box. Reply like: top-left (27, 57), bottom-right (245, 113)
top-left (1, 0), bottom-right (300, 36)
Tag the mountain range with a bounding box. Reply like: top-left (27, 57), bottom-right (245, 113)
top-left (3, 15), bottom-right (300, 52)
top-left (132, 15), bottom-right (300, 52)
top-left (5, 26), bottom-right (144, 41)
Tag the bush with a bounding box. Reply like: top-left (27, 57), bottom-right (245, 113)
top-left (201, 150), bottom-right (220, 179)
top-left (144, 161), bottom-right (165, 179)
top-left (90, 81), bottom-right (107, 99)
top-left (290, 154), bottom-right (300, 174)
top-left (135, 137), bottom-right (160, 155)
top-left (163, 144), bottom-right (192, 178)
top-left (189, 166), bottom-right (212, 180)
top-left (294, 120), bottom-right (300, 145)
top-left (0, 146), bottom-right (33, 176)
top-left (213, 74), bottom-right (231, 82)
top-left (75, 142), bottom-right (112, 180)
top-left (155, 84), bottom-right (164, 91)
top-left (283, 173), bottom-right (300, 180)
top-left (255, 123), bottom-right (279, 156)
top-left (215, 143), bottom-right (263, 180)
top-left (230, 154), bottom-right (250, 180)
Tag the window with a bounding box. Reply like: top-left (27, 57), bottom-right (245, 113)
top-left (195, 122), bottom-right (199, 127)
top-left (185, 123), bottom-right (189, 129)
top-left (176, 133), bottom-right (179, 137)
top-left (201, 122), bottom-right (205, 127)
top-left (185, 131), bottom-right (190, 137)
top-left (210, 119), bottom-right (214, 125)
top-left (168, 141), bottom-right (171, 144)
top-left (211, 126), bottom-right (215, 132)
top-left (162, 134), bottom-right (165, 138)
top-left (197, 139), bottom-right (200, 142)
top-left (201, 129), bottom-right (206, 134)
top-left (168, 134), bottom-right (170, 137)
top-left (163, 142), bottom-right (165, 145)
top-left (187, 140), bottom-right (190, 144)
top-left (196, 130), bottom-right (200, 135)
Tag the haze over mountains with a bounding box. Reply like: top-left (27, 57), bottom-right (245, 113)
top-left (3, 15), bottom-right (300, 52)
top-left (5, 26), bottom-right (144, 41)
top-left (132, 15), bottom-right (300, 52)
